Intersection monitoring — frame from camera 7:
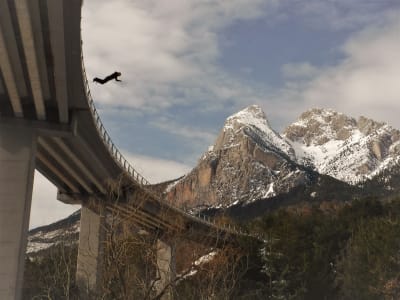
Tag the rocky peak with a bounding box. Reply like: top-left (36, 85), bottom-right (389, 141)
top-left (223, 105), bottom-right (269, 132)
top-left (283, 108), bottom-right (400, 183)
top-left (214, 105), bottom-right (294, 159)
top-left (165, 105), bottom-right (308, 210)
top-left (357, 116), bottom-right (385, 135)
top-left (284, 108), bottom-right (357, 146)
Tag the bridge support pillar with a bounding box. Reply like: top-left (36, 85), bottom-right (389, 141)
top-left (0, 126), bottom-right (36, 300)
top-left (156, 240), bottom-right (176, 300)
top-left (76, 204), bottom-right (105, 299)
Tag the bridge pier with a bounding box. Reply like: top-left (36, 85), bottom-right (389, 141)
top-left (0, 126), bottom-right (36, 300)
top-left (76, 204), bottom-right (105, 299)
top-left (156, 239), bottom-right (176, 300)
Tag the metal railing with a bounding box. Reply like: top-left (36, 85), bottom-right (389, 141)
top-left (80, 50), bottom-right (254, 238)
top-left (81, 62), bottom-right (151, 187)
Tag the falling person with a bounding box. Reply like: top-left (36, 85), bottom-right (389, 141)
top-left (93, 71), bottom-right (122, 84)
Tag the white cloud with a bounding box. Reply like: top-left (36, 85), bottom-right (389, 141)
top-left (30, 171), bottom-right (79, 229)
top-left (299, 12), bottom-right (400, 127)
top-left (282, 0), bottom-right (398, 31)
top-left (122, 152), bottom-right (192, 184)
top-left (265, 10), bottom-right (400, 131)
top-left (81, 0), bottom-right (400, 131)
top-left (82, 0), bottom-right (269, 112)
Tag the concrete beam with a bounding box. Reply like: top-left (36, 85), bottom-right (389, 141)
top-left (76, 134), bottom-right (113, 180)
top-left (36, 151), bottom-right (80, 193)
top-left (156, 240), bottom-right (176, 300)
top-left (0, 117), bottom-right (73, 138)
top-left (0, 126), bottom-right (36, 300)
top-left (38, 137), bottom-right (94, 193)
top-left (111, 202), bottom-right (175, 232)
top-left (0, 0), bottom-right (28, 98)
top-left (15, 0), bottom-right (46, 120)
top-left (57, 190), bottom-right (83, 205)
top-left (0, 1), bottom-right (23, 117)
top-left (47, 0), bottom-right (69, 123)
top-left (106, 204), bottom-right (158, 232)
top-left (26, 0), bottom-right (51, 100)
top-left (76, 205), bottom-right (105, 299)
top-left (53, 137), bottom-right (106, 194)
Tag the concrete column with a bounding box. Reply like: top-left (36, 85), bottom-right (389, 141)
top-left (156, 240), bottom-right (176, 300)
top-left (76, 204), bottom-right (105, 299)
top-left (0, 126), bottom-right (36, 300)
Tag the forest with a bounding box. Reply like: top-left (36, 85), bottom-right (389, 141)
top-left (23, 197), bottom-right (400, 299)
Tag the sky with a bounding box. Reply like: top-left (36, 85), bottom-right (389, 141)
top-left (29, 0), bottom-right (400, 228)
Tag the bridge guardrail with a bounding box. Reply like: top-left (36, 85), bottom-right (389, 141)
top-left (80, 49), bottom-right (252, 238)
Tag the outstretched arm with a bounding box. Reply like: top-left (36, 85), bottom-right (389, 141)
top-left (113, 71), bottom-right (122, 82)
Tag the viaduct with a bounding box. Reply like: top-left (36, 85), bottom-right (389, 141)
top-left (0, 0), bottom-right (250, 299)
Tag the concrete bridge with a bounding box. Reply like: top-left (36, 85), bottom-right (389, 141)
top-left (0, 0), bottom-right (249, 299)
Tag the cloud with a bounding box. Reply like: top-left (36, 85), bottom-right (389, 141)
top-left (258, 9), bottom-right (400, 132)
top-left (298, 12), bottom-right (400, 127)
top-left (275, 0), bottom-right (400, 31)
top-left (30, 171), bottom-right (79, 229)
top-left (82, 0), bottom-right (269, 112)
top-left (123, 152), bottom-right (192, 184)
top-left (81, 0), bottom-right (400, 134)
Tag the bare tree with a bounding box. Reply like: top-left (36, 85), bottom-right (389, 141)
top-left (24, 174), bottom-right (252, 300)
top-left (23, 239), bottom-right (78, 299)
top-left (97, 175), bottom-right (250, 300)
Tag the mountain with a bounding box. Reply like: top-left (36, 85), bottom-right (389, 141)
top-left (164, 105), bottom-right (400, 215)
top-left (165, 105), bottom-right (301, 209)
top-left (284, 108), bottom-right (400, 184)
top-left (27, 106), bottom-right (400, 250)
top-left (164, 105), bottom-right (360, 213)
top-left (27, 210), bottom-right (80, 256)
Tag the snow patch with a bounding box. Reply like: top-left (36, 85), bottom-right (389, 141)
top-left (263, 183), bottom-right (276, 198)
top-left (224, 105), bottom-right (295, 158)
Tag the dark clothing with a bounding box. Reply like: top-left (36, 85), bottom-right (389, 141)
top-left (93, 72), bottom-right (121, 84)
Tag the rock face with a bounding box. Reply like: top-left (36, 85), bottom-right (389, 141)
top-left (283, 108), bottom-right (400, 183)
top-left (165, 106), bottom-right (400, 210)
top-left (165, 105), bottom-right (313, 209)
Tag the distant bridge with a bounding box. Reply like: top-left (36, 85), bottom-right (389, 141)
top-left (0, 0), bottom-right (250, 299)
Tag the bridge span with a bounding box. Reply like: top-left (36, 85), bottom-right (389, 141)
top-left (0, 0), bottom-right (251, 299)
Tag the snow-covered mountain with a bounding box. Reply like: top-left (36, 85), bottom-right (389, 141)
top-left (166, 105), bottom-right (349, 210)
top-left (165, 105), bottom-right (400, 210)
top-left (284, 108), bottom-right (400, 184)
top-left (214, 105), bottom-right (295, 160)
top-left (27, 210), bottom-right (80, 255)
top-left (28, 105), bottom-right (400, 253)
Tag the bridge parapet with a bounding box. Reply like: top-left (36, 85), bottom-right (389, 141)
top-left (81, 56), bottom-right (151, 187)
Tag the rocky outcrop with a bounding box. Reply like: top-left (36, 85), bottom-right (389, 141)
top-left (283, 108), bottom-right (400, 183)
top-left (165, 105), bottom-right (312, 209)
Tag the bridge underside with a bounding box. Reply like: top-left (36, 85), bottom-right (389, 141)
top-left (0, 0), bottom-right (251, 298)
